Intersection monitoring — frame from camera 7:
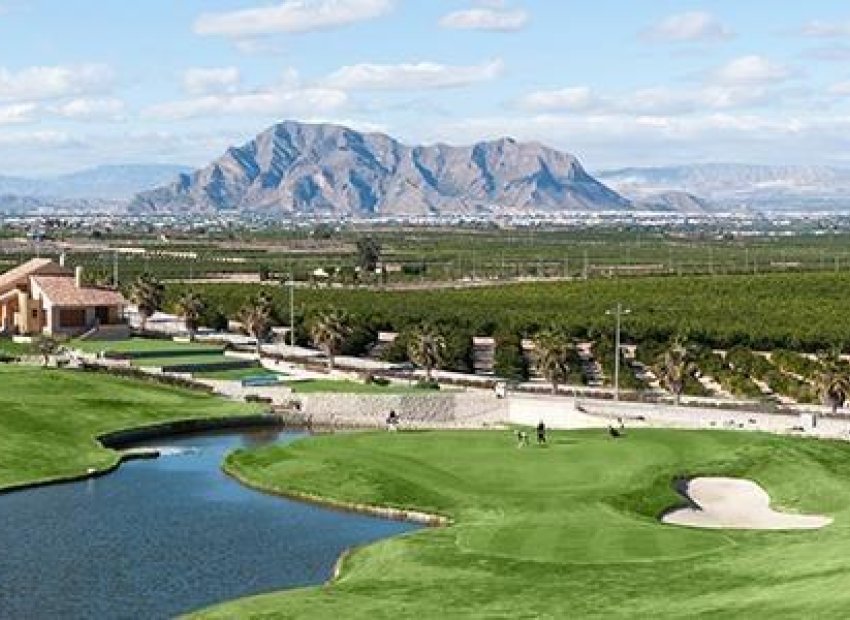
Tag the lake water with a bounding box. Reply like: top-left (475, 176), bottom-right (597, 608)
top-left (0, 430), bottom-right (417, 619)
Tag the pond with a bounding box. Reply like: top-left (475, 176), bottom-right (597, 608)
top-left (0, 430), bottom-right (418, 619)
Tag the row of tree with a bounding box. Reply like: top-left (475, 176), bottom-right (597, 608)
top-left (127, 274), bottom-right (850, 409)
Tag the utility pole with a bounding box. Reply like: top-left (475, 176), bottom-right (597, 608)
top-left (583, 250), bottom-right (589, 280)
top-left (605, 303), bottom-right (631, 402)
top-left (285, 275), bottom-right (295, 347)
top-left (113, 252), bottom-right (119, 287)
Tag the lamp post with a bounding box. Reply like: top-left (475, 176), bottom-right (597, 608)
top-left (605, 303), bottom-right (631, 401)
top-left (283, 275), bottom-right (295, 348)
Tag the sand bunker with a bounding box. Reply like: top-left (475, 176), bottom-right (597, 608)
top-left (662, 477), bottom-right (832, 530)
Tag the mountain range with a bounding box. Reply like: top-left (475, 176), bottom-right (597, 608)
top-left (4, 125), bottom-right (850, 216)
top-left (0, 165), bottom-right (191, 201)
top-left (596, 164), bottom-right (850, 212)
top-left (131, 121), bottom-right (631, 216)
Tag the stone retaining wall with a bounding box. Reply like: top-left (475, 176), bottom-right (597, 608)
top-left (297, 392), bottom-right (507, 429)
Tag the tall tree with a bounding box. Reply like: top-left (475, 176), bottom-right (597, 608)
top-left (356, 237), bottom-right (382, 276)
top-left (408, 325), bottom-right (447, 382)
top-left (816, 354), bottom-right (850, 414)
top-left (175, 291), bottom-right (205, 341)
top-left (129, 274), bottom-right (164, 331)
top-left (310, 309), bottom-right (352, 371)
top-left (657, 338), bottom-right (696, 406)
top-left (238, 293), bottom-right (273, 357)
top-left (533, 329), bottom-right (572, 394)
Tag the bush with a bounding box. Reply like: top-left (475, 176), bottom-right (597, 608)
top-left (493, 332), bottom-right (529, 382)
top-left (416, 379), bottom-right (441, 391)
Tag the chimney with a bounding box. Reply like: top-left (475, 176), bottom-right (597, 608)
top-left (59, 252), bottom-right (66, 267)
top-left (75, 266), bottom-right (83, 288)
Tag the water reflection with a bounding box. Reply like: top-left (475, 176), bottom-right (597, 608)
top-left (0, 430), bottom-right (417, 620)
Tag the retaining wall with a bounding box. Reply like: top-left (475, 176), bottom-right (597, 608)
top-left (297, 392), bottom-right (508, 429)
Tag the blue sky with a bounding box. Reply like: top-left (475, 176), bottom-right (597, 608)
top-left (2, 0), bottom-right (850, 175)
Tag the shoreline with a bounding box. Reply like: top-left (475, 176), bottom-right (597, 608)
top-left (223, 463), bottom-right (452, 528)
top-left (0, 413), bottom-right (285, 496)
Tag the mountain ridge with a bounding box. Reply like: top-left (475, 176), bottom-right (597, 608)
top-left (131, 121), bottom-right (632, 216)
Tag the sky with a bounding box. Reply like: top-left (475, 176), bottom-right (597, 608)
top-left (3, 0), bottom-right (850, 175)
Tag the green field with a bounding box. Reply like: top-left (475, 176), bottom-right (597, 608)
top-left (198, 429), bottom-right (850, 619)
top-left (71, 337), bottom-right (223, 356)
top-left (177, 271), bottom-right (850, 352)
top-left (195, 367), bottom-right (281, 381)
top-left (0, 365), bottom-right (260, 489)
top-left (18, 228), bottom-right (850, 286)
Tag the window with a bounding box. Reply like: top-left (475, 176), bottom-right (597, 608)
top-left (31, 309), bottom-right (38, 319)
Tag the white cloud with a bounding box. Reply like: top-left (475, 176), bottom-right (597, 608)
top-left (642, 11), bottom-right (733, 43)
top-left (709, 55), bottom-right (790, 86)
top-left (440, 7), bottom-right (529, 32)
top-left (518, 83), bottom-right (774, 117)
top-left (194, 0), bottom-right (393, 38)
top-left (422, 112), bottom-right (834, 168)
top-left (183, 67), bottom-right (241, 96)
top-left (799, 20), bottom-right (850, 38)
top-left (50, 98), bottom-right (126, 121)
top-left (0, 130), bottom-right (77, 148)
top-left (145, 88), bottom-right (348, 121)
top-left (0, 64), bottom-right (113, 103)
top-left (323, 58), bottom-right (503, 91)
top-left (518, 87), bottom-right (597, 112)
top-left (0, 102), bottom-right (36, 124)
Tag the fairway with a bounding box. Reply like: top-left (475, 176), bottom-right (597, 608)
top-left (0, 366), bottom-right (261, 489)
top-left (201, 429), bottom-right (850, 619)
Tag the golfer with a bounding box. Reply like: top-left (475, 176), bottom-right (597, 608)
top-left (537, 421), bottom-right (547, 445)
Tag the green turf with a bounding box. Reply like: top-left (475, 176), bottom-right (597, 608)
top-left (71, 337), bottom-right (222, 355)
top-left (194, 367), bottom-right (279, 380)
top-left (285, 379), bottom-right (434, 394)
top-left (130, 354), bottom-right (240, 368)
top-left (196, 429), bottom-right (850, 619)
top-left (0, 365), bottom-right (260, 489)
top-left (0, 337), bottom-right (34, 357)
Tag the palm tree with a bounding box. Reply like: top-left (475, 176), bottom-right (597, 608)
top-left (129, 274), bottom-right (164, 331)
top-left (238, 294), bottom-right (273, 357)
top-left (533, 329), bottom-right (572, 394)
top-left (816, 356), bottom-right (850, 414)
top-left (656, 338), bottom-right (696, 405)
top-left (34, 335), bottom-right (62, 367)
top-left (175, 291), bottom-right (205, 341)
top-left (310, 309), bottom-right (352, 371)
top-left (407, 325), bottom-right (447, 382)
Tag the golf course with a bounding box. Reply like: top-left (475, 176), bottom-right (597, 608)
top-left (3, 365), bottom-right (850, 618)
top-left (0, 365), bottom-right (261, 489)
top-left (197, 429), bottom-right (850, 619)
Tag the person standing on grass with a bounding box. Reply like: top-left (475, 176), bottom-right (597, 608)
top-left (537, 421), bottom-right (547, 446)
top-left (386, 410), bottom-right (399, 432)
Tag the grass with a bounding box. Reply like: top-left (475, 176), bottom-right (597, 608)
top-left (70, 337), bottom-right (222, 356)
top-left (0, 365), bottom-right (261, 490)
top-left (285, 379), bottom-right (434, 395)
top-left (130, 354), bottom-right (241, 368)
top-left (0, 337), bottom-right (33, 357)
top-left (196, 429), bottom-right (850, 619)
top-left (195, 367), bottom-right (280, 381)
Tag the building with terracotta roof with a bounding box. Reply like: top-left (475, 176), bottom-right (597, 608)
top-left (0, 258), bottom-right (128, 337)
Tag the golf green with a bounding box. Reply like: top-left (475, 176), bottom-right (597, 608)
top-left (196, 429), bottom-right (850, 619)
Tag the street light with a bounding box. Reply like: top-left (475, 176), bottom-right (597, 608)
top-left (605, 303), bottom-right (631, 402)
top-left (283, 275), bottom-right (295, 348)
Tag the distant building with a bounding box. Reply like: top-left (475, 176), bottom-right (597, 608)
top-left (0, 258), bottom-right (128, 338)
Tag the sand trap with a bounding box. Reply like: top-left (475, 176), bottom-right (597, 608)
top-left (663, 477), bottom-right (832, 530)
